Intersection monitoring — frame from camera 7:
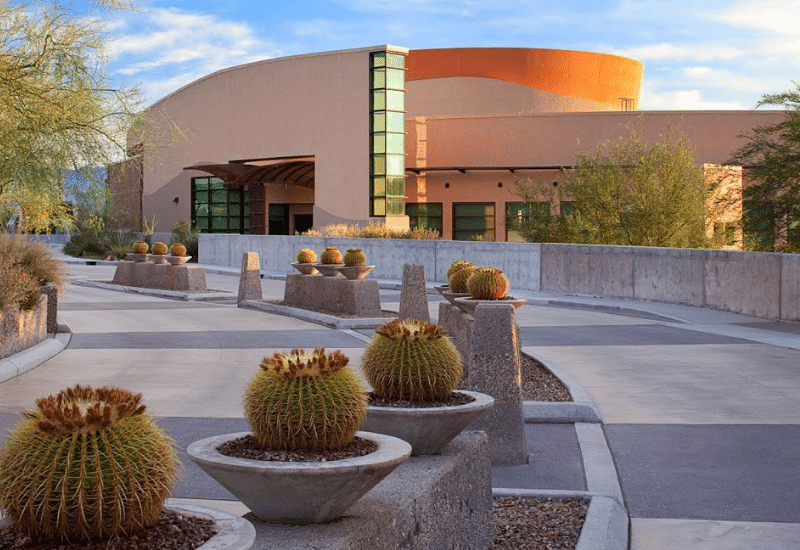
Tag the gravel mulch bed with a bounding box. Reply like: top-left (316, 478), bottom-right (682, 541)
top-left (492, 495), bottom-right (589, 549)
top-left (265, 300), bottom-right (397, 319)
top-left (520, 353), bottom-right (572, 402)
top-left (217, 434), bottom-right (377, 462)
top-left (368, 391), bottom-right (475, 408)
top-left (0, 509), bottom-right (216, 550)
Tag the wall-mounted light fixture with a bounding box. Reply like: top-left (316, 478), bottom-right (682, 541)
top-left (497, 182), bottom-right (503, 188)
top-left (444, 182), bottom-right (450, 189)
top-left (172, 197), bottom-right (179, 203)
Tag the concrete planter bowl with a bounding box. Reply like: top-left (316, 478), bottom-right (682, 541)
top-left (362, 390), bottom-right (495, 455)
top-left (336, 265), bottom-right (374, 280)
top-left (187, 431), bottom-right (411, 524)
top-left (290, 262), bottom-right (318, 275)
top-left (452, 296), bottom-right (527, 315)
top-left (0, 503), bottom-right (256, 550)
top-left (150, 254), bottom-right (169, 265)
top-left (167, 255), bottom-right (192, 266)
top-left (434, 286), bottom-right (470, 305)
top-left (314, 263), bottom-right (344, 277)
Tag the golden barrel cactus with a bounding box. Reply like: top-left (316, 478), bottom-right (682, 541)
top-left (169, 242), bottom-right (187, 257)
top-left (344, 248), bottom-right (366, 266)
top-left (320, 247), bottom-right (342, 264)
top-left (0, 385), bottom-right (179, 543)
top-left (132, 240), bottom-right (148, 254)
top-left (448, 264), bottom-right (477, 293)
top-left (296, 248), bottom-right (317, 264)
top-left (466, 266), bottom-right (509, 299)
top-left (151, 241), bottom-right (168, 255)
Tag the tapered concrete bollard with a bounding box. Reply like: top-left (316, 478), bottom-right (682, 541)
top-left (398, 263), bottom-right (430, 321)
top-left (238, 252), bottom-right (262, 303)
top-left (439, 302), bottom-right (472, 379)
top-left (463, 302), bottom-right (527, 466)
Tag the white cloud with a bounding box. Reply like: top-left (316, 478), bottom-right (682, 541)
top-left (610, 43), bottom-right (744, 62)
top-left (639, 87), bottom-right (746, 110)
top-left (680, 66), bottom-right (768, 93)
top-left (714, 0), bottom-right (800, 35)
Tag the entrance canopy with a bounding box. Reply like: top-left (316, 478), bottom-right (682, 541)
top-left (185, 156), bottom-right (315, 188)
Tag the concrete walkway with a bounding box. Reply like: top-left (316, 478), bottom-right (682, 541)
top-left (1, 257), bottom-right (799, 549)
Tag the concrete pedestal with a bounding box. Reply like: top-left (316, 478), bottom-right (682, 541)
top-left (237, 252), bottom-right (262, 303)
top-left (112, 261), bottom-right (207, 292)
top-left (398, 263), bottom-right (430, 321)
top-left (283, 273), bottom-right (381, 315)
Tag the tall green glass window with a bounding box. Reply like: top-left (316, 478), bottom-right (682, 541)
top-left (406, 202), bottom-right (443, 233)
top-left (370, 51), bottom-right (406, 217)
top-left (453, 203), bottom-right (496, 241)
top-left (191, 177), bottom-right (250, 234)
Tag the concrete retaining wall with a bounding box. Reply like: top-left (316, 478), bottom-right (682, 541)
top-left (200, 234), bottom-right (800, 321)
top-left (0, 298), bottom-right (47, 361)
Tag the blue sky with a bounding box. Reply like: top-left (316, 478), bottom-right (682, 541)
top-left (86, 0), bottom-right (800, 109)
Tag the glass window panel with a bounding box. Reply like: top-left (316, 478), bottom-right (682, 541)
top-left (372, 134), bottom-right (385, 154)
top-left (406, 203), bottom-right (442, 217)
top-left (372, 198), bottom-right (386, 216)
top-left (229, 189), bottom-right (241, 202)
top-left (386, 154), bottom-right (404, 176)
top-left (455, 203), bottom-right (495, 217)
top-left (371, 52), bottom-right (386, 68)
top-left (372, 112), bottom-right (386, 132)
top-left (372, 68), bottom-right (386, 89)
top-left (386, 68), bottom-right (404, 89)
top-left (194, 190), bottom-right (208, 203)
top-left (560, 202), bottom-right (576, 216)
top-left (195, 217), bottom-right (208, 231)
top-left (211, 189), bottom-right (227, 202)
top-left (195, 204), bottom-right (209, 217)
top-left (386, 197), bottom-right (405, 216)
top-left (229, 204), bottom-right (241, 216)
top-left (386, 176), bottom-right (404, 196)
top-left (372, 176), bottom-right (386, 197)
top-left (244, 205), bottom-right (250, 216)
top-left (212, 217), bottom-right (228, 231)
top-left (386, 53), bottom-right (405, 69)
top-left (455, 218), bottom-right (491, 231)
top-left (386, 133), bottom-right (404, 154)
top-left (386, 111), bottom-right (404, 132)
top-left (209, 178), bottom-right (225, 190)
top-left (211, 204), bottom-right (227, 217)
top-left (243, 219), bottom-right (250, 230)
top-left (372, 155), bottom-right (386, 176)
top-left (372, 91), bottom-right (386, 111)
top-left (194, 179), bottom-right (209, 191)
top-left (386, 90), bottom-right (404, 111)
top-left (229, 218), bottom-right (241, 231)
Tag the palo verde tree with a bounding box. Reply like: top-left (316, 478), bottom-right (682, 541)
top-left (516, 127), bottom-right (709, 248)
top-left (0, 0), bottom-right (144, 233)
top-left (728, 83), bottom-right (800, 252)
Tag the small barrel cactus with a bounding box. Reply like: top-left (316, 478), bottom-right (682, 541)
top-left (151, 241), bottom-right (168, 255)
top-left (466, 266), bottom-right (510, 299)
top-left (446, 259), bottom-right (473, 280)
top-left (448, 264), bottom-right (477, 293)
top-left (362, 319), bottom-right (463, 402)
top-left (243, 348), bottom-right (367, 451)
top-left (296, 248), bottom-right (317, 264)
top-left (132, 240), bottom-right (148, 254)
top-left (344, 248), bottom-right (366, 267)
top-left (320, 246), bottom-right (342, 264)
top-left (169, 242), bottom-right (187, 257)
top-left (0, 385), bottom-right (179, 543)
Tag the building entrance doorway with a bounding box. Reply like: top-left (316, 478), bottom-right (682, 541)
top-left (268, 204), bottom-right (290, 235)
top-left (294, 214), bottom-right (313, 235)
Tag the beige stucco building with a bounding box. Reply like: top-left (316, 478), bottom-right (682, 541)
top-left (111, 45), bottom-right (784, 244)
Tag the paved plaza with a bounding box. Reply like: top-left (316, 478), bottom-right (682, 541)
top-left (2, 257), bottom-right (800, 549)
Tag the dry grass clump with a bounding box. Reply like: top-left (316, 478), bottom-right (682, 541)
top-left (0, 235), bottom-right (64, 312)
top-left (302, 222), bottom-right (439, 240)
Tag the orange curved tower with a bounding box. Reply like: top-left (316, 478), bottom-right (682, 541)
top-left (407, 47), bottom-right (643, 111)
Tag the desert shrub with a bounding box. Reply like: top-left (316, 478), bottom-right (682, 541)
top-left (0, 235), bottom-right (64, 312)
top-left (302, 222), bottom-right (439, 240)
top-left (171, 220), bottom-right (199, 260)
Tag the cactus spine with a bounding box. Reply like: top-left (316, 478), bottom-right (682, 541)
top-left (132, 240), bottom-right (148, 254)
top-left (466, 267), bottom-right (509, 299)
top-left (296, 248), bottom-right (317, 264)
top-left (362, 319), bottom-right (463, 402)
top-left (320, 247), bottom-right (342, 264)
top-left (446, 260), bottom-right (473, 280)
top-left (169, 242), bottom-right (187, 257)
top-left (344, 248), bottom-right (366, 267)
top-left (244, 348), bottom-right (367, 451)
top-left (0, 385), bottom-right (179, 543)
top-left (151, 241), bottom-right (168, 255)
top-left (448, 264), bottom-right (476, 293)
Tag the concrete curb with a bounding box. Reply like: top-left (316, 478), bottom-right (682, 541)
top-left (0, 326), bottom-right (71, 384)
top-left (71, 279), bottom-right (236, 301)
top-left (238, 300), bottom-right (396, 329)
top-left (492, 488), bottom-right (628, 550)
top-left (521, 352), bottom-right (602, 423)
top-left (525, 296), bottom-right (687, 323)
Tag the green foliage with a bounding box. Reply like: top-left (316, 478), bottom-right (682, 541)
top-left (448, 265), bottom-right (476, 293)
top-left (729, 83), bottom-right (800, 252)
top-left (344, 248), bottom-right (366, 266)
top-left (515, 128), bottom-right (708, 248)
top-left (0, 385), bottom-right (179, 543)
top-left (0, 235), bottom-right (64, 311)
top-left (362, 319), bottom-right (463, 402)
top-left (301, 222), bottom-right (439, 239)
top-left (243, 348), bottom-right (367, 452)
top-left (320, 246), bottom-right (342, 264)
top-left (0, 0), bottom-right (150, 233)
top-left (466, 267), bottom-right (509, 299)
top-left (296, 248), bottom-right (316, 263)
top-left (446, 260), bottom-right (473, 280)
top-left (171, 220), bottom-right (199, 260)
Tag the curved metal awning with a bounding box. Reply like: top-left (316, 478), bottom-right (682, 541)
top-left (185, 157), bottom-right (315, 188)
